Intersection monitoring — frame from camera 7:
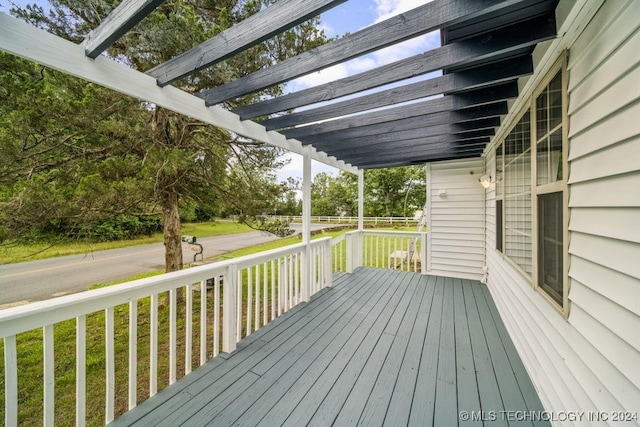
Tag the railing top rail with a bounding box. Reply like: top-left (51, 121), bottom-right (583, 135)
top-left (331, 234), bottom-right (347, 245)
top-left (0, 237), bottom-right (333, 337)
top-left (345, 230), bottom-right (427, 238)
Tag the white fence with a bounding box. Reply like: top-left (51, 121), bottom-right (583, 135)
top-left (262, 215), bottom-right (420, 225)
top-left (0, 238), bottom-right (332, 426)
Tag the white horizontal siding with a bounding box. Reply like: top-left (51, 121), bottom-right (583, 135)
top-left (482, 0), bottom-right (640, 424)
top-left (426, 158), bottom-right (484, 280)
top-left (569, 256), bottom-right (640, 316)
top-left (567, 0), bottom-right (640, 414)
top-left (569, 207), bottom-right (640, 243)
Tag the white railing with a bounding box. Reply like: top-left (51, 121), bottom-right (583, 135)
top-left (330, 234), bottom-right (348, 273)
top-left (344, 230), bottom-right (427, 274)
top-left (0, 238), bottom-right (332, 427)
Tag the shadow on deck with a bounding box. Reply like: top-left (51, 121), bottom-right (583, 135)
top-left (110, 267), bottom-right (547, 426)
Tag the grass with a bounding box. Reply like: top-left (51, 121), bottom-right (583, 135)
top-left (0, 221), bottom-right (252, 265)
top-left (212, 226), bottom-right (353, 261)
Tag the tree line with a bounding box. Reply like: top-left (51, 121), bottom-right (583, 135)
top-left (308, 168), bottom-right (426, 218)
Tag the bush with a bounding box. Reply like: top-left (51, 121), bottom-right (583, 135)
top-left (82, 215), bottom-right (162, 242)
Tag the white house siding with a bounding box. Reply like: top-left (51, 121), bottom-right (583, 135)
top-left (426, 158), bottom-right (485, 280)
top-left (484, 0), bottom-right (640, 423)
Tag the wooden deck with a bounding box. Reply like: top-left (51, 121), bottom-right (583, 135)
top-left (110, 268), bottom-right (548, 427)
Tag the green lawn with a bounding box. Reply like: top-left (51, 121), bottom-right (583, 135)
top-left (0, 221), bottom-right (252, 265)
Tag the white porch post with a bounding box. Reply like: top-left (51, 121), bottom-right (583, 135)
top-left (301, 151), bottom-right (312, 302)
top-left (358, 169), bottom-right (364, 232)
top-left (222, 264), bottom-right (238, 353)
top-left (425, 163), bottom-right (432, 273)
top-left (355, 169), bottom-right (364, 269)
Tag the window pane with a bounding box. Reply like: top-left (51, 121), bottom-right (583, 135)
top-left (538, 192), bottom-right (564, 306)
top-left (496, 144), bottom-right (504, 198)
top-left (536, 70), bottom-right (564, 186)
top-left (537, 128), bottom-right (563, 185)
top-left (504, 111), bottom-right (532, 275)
top-left (536, 86), bottom-right (548, 138)
top-left (549, 72), bottom-right (563, 131)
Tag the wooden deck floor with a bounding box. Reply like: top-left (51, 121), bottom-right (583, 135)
top-left (110, 268), bottom-right (548, 427)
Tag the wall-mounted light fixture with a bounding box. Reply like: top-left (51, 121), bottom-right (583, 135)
top-left (479, 175), bottom-right (492, 188)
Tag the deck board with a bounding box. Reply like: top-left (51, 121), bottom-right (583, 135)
top-left (109, 267), bottom-right (549, 427)
top-left (453, 278), bottom-right (483, 427)
top-left (383, 274), bottom-right (437, 426)
top-left (409, 274), bottom-right (444, 426)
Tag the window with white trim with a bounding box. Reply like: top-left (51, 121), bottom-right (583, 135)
top-left (495, 58), bottom-right (568, 311)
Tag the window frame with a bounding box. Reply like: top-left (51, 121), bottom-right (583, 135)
top-left (494, 55), bottom-right (569, 316)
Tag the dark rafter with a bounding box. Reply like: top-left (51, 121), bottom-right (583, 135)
top-left (282, 102), bottom-right (509, 141)
top-left (260, 56), bottom-right (532, 131)
top-left (300, 117), bottom-right (501, 147)
top-left (148, 0), bottom-right (347, 86)
top-left (317, 128), bottom-right (495, 154)
top-left (337, 138), bottom-right (490, 162)
top-left (198, 0), bottom-right (540, 106)
top-left (84, 0), bottom-right (165, 59)
top-left (280, 82), bottom-right (517, 142)
top-left (350, 146), bottom-right (487, 168)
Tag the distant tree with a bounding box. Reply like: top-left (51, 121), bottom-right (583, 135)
top-left (331, 172), bottom-right (359, 216)
top-left (7, 0), bottom-right (329, 271)
top-left (307, 167), bottom-right (425, 218)
top-left (364, 167), bottom-right (426, 217)
top-left (310, 172), bottom-right (335, 216)
top-left (275, 190), bottom-right (302, 216)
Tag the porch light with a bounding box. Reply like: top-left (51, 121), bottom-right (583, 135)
top-left (479, 175), bottom-right (492, 188)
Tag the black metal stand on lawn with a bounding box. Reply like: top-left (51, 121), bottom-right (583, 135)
top-left (181, 235), bottom-right (203, 262)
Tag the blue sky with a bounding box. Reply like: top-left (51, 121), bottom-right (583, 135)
top-left (1, 0), bottom-right (437, 181)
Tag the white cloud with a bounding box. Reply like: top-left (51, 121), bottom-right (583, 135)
top-left (290, 63), bottom-right (349, 89)
top-left (373, 0), bottom-right (434, 23)
top-left (289, 51), bottom-right (380, 91)
top-left (371, 30), bottom-right (440, 65)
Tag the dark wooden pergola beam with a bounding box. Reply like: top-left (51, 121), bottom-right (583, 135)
top-left (148, 0), bottom-right (347, 86)
top-left (319, 130), bottom-right (495, 156)
top-left (83, 0), bottom-right (165, 59)
top-left (232, 12), bottom-right (555, 120)
top-left (327, 136), bottom-right (491, 159)
top-left (303, 117), bottom-right (500, 147)
top-left (281, 83), bottom-right (516, 143)
top-left (347, 144), bottom-right (486, 167)
top-left (283, 101), bottom-right (508, 141)
top-left (261, 55), bottom-right (532, 130)
top-left (312, 124), bottom-right (495, 152)
top-left (359, 150), bottom-right (483, 169)
top-left (198, 0), bottom-right (536, 106)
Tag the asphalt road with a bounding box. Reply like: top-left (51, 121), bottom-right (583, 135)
top-left (0, 223), bottom-right (337, 308)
